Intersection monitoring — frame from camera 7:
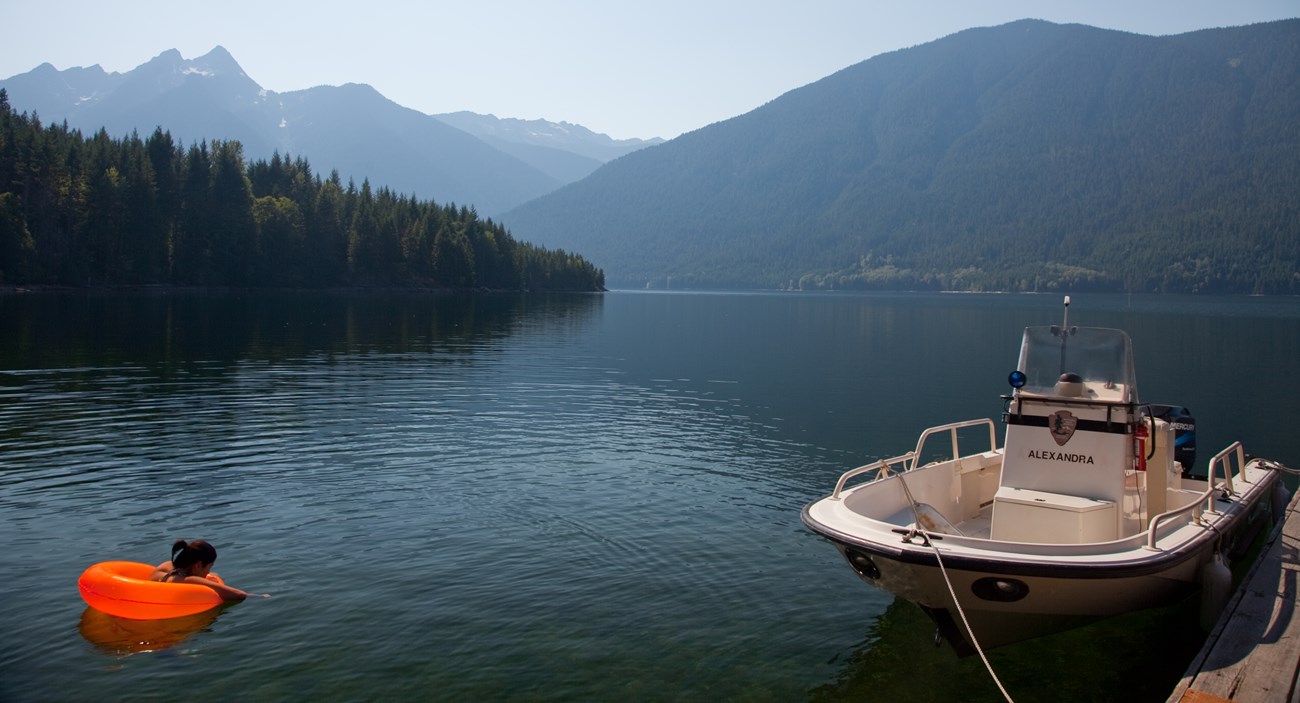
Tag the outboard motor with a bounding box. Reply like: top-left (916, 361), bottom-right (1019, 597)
top-left (1144, 405), bottom-right (1197, 477)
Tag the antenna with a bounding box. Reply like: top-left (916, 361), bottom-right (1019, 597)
top-left (1058, 295), bottom-right (1072, 374)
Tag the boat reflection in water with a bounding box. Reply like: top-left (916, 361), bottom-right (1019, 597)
top-left (803, 297), bottom-right (1289, 655)
top-left (78, 606), bottom-right (224, 656)
top-left (809, 596), bottom-right (1208, 703)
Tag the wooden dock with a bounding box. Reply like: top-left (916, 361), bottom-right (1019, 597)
top-left (1169, 487), bottom-right (1300, 703)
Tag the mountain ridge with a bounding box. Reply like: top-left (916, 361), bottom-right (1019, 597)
top-left (503, 19), bottom-right (1300, 293)
top-left (432, 111), bottom-right (664, 183)
top-left (0, 49), bottom-right (658, 215)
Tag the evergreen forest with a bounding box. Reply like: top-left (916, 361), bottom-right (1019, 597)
top-left (0, 91), bottom-right (605, 291)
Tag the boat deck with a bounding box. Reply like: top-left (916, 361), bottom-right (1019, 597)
top-left (1168, 488), bottom-right (1300, 703)
top-left (954, 508), bottom-right (993, 539)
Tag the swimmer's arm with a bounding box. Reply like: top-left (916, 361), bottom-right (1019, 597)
top-left (182, 575), bottom-right (270, 601)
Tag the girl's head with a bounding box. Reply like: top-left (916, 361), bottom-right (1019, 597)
top-left (171, 539), bottom-right (217, 575)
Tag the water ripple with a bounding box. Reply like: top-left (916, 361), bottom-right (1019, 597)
top-left (9, 291), bottom-right (1287, 701)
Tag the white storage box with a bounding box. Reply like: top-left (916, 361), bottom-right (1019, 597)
top-left (990, 486), bottom-right (1117, 544)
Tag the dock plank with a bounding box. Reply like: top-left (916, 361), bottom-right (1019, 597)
top-left (1170, 487), bottom-right (1300, 703)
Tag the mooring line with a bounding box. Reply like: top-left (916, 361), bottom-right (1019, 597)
top-left (897, 471), bottom-right (1014, 703)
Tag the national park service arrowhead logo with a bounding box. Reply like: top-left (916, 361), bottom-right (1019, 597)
top-left (1049, 410), bottom-right (1078, 446)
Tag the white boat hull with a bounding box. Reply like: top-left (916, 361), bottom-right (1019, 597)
top-left (803, 447), bottom-right (1282, 654)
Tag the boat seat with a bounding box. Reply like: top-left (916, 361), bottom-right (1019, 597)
top-left (1053, 372), bottom-right (1085, 397)
top-left (990, 487), bottom-right (1117, 544)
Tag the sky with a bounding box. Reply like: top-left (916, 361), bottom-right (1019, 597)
top-left (2, 1), bottom-right (1296, 141)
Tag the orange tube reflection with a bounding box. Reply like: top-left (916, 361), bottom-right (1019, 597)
top-left (78, 606), bottom-right (223, 655)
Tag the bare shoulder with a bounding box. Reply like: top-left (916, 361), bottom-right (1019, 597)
top-left (149, 561), bottom-right (174, 582)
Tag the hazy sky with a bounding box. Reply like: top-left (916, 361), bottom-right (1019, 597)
top-left (2, 1), bottom-right (1295, 140)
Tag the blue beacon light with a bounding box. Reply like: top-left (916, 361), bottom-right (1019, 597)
top-left (1008, 370), bottom-right (1027, 389)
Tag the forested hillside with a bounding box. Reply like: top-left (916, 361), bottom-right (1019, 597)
top-left (505, 20), bottom-right (1300, 293)
top-left (0, 91), bottom-right (605, 291)
top-left (0, 48), bottom-right (561, 216)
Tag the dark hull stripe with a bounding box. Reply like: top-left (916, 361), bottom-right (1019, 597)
top-left (1005, 413), bottom-right (1129, 435)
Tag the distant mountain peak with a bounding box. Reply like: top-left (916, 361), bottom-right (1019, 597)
top-left (129, 47), bottom-right (253, 84)
top-left (149, 49), bottom-right (185, 66)
top-left (203, 45), bottom-right (234, 60)
top-left (193, 45), bottom-right (246, 77)
top-left (336, 82), bottom-right (383, 97)
top-left (433, 110), bottom-right (663, 163)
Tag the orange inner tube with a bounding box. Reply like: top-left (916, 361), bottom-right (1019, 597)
top-left (78, 561), bottom-right (224, 620)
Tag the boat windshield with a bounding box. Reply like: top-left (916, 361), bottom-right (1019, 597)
top-left (1016, 326), bottom-right (1137, 403)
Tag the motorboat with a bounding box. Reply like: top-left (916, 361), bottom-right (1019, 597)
top-left (801, 297), bottom-right (1290, 655)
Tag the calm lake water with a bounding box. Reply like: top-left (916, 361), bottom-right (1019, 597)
top-left (1, 290), bottom-right (1298, 702)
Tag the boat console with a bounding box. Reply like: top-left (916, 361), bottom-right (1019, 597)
top-left (995, 324), bottom-right (1139, 543)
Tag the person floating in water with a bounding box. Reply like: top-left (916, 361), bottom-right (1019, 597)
top-left (150, 539), bottom-right (269, 600)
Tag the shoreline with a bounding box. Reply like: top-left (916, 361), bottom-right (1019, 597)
top-left (0, 283), bottom-right (607, 295)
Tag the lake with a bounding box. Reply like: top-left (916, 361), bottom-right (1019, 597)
top-left (1, 289), bottom-right (1298, 702)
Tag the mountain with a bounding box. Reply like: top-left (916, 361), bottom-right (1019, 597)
top-left (503, 19), bottom-right (1300, 293)
top-left (0, 48), bottom-right (654, 216)
top-left (433, 112), bottom-right (663, 183)
top-left (269, 83), bottom-right (564, 215)
top-left (4, 48), bottom-right (281, 159)
top-left (0, 62), bottom-right (122, 121)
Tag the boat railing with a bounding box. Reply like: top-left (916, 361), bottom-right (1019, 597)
top-left (911, 419), bottom-right (999, 472)
top-left (830, 419), bottom-right (999, 500)
top-left (1145, 441), bottom-right (1246, 550)
top-left (831, 452), bottom-right (917, 500)
top-left (1208, 441), bottom-right (1244, 495)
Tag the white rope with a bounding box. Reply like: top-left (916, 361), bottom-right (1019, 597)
top-left (897, 472), bottom-right (1015, 703)
top-left (1260, 459), bottom-right (1300, 476)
